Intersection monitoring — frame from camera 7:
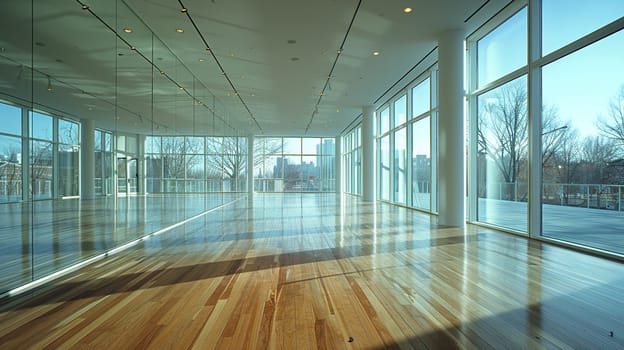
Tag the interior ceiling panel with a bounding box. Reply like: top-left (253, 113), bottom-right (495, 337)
top-left (0, 0), bottom-right (510, 136)
top-left (126, 0), bottom-right (509, 136)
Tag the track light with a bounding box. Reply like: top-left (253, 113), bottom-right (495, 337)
top-left (47, 76), bottom-right (53, 92)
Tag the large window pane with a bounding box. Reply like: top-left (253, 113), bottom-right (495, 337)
top-left (541, 30), bottom-right (624, 253)
top-left (379, 107), bottom-right (390, 135)
top-left (30, 112), bottom-right (53, 141)
top-left (302, 155), bottom-right (319, 191)
top-left (0, 103), bottom-right (22, 135)
top-left (0, 135), bottom-right (22, 202)
top-left (58, 144), bottom-right (79, 196)
top-left (30, 140), bottom-right (53, 199)
top-left (302, 138), bottom-right (321, 154)
top-left (394, 95), bottom-right (407, 127)
top-left (412, 117), bottom-right (431, 210)
top-left (477, 76), bottom-right (528, 231)
top-left (394, 127), bottom-right (407, 203)
top-left (283, 138), bottom-right (301, 154)
top-left (58, 119), bottom-right (79, 145)
top-left (412, 78), bottom-right (430, 118)
top-left (477, 8), bottom-right (527, 87)
top-left (380, 136), bottom-right (390, 201)
top-left (283, 155), bottom-right (302, 191)
top-left (542, 0), bottom-right (624, 56)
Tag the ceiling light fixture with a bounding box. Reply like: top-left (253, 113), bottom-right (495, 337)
top-left (403, 7), bottom-right (413, 13)
top-left (199, 58), bottom-right (205, 62)
top-left (81, 4), bottom-right (89, 10)
top-left (176, 28), bottom-right (184, 33)
top-left (181, 8), bottom-right (188, 13)
top-left (123, 28), bottom-right (133, 33)
top-left (47, 76), bottom-right (53, 92)
top-left (372, 51), bottom-right (380, 56)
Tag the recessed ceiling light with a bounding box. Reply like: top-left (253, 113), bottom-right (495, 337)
top-left (199, 58), bottom-right (205, 62)
top-left (403, 7), bottom-right (413, 13)
top-left (372, 51), bottom-right (380, 56)
top-left (175, 28), bottom-right (184, 33)
top-left (123, 28), bottom-right (133, 33)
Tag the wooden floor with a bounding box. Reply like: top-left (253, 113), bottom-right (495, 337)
top-left (0, 193), bottom-right (623, 349)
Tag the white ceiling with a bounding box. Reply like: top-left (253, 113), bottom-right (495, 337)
top-left (0, 0), bottom-right (509, 136)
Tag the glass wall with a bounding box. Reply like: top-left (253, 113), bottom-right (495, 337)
top-left (0, 0), bottom-right (247, 293)
top-left (470, 7), bottom-right (529, 232)
top-left (468, 0), bottom-right (624, 254)
top-left (0, 103), bottom-right (23, 202)
top-left (376, 69), bottom-right (437, 212)
top-left (342, 126), bottom-right (362, 195)
top-left (145, 135), bottom-right (246, 193)
top-left (539, 2), bottom-right (624, 252)
top-left (254, 137), bottom-right (335, 192)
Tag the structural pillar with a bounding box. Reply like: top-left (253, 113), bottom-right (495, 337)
top-left (247, 134), bottom-right (254, 204)
top-left (80, 119), bottom-right (95, 200)
top-left (437, 29), bottom-right (465, 227)
top-left (334, 136), bottom-right (341, 196)
top-left (361, 105), bottom-right (375, 202)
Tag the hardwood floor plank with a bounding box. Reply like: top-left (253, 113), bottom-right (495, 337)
top-left (0, 194), bottom-right (623, 349)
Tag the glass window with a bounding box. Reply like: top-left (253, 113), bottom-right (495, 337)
top-left (321, 138), bottom-right (335, 155)
top-left (379, 107), bottom-right (390, 135)
top-left (542, 0), bottom-right (624, 55)
top-left (95, 130), bottom-right (103, 151)
top-left (206, 137), bottom-right (222, 154)
top-left (477, 8), bottom-right (527, 87)
top-left (394, 127), bottom-right (407, 203)
top-left (104, 133), bottom-right (112, 152)
top-left (0, 134), bottom-right (22, 202)
top-left (185, 137), bottom-right (205, 154)
top-left (0, 102), bottom-right (22, 136)
top-left (412, 78), bottom-right (430, 118)
top-left (58, 144), bottom-right (79, 196)
top-left (30, 111), bottom-right (53, 141)
top-left (394, 95), bottom-right (407, 127)
top-left (541, 29), bottom-right (624, 253)
top-left (477, 75), bottom-right (528, 232)
top-left (302, 138), bottom-right (321, 154)
top-left (412, 117), bottom-right (431, 210)
top-left (380, 135), bottom-right (390, 201)
top-left (283, 138), bottom-right (301, 154)
top-left (30, 140), bottom-right (53, 199)
top-left (58, 119), bottom-right (79, 145)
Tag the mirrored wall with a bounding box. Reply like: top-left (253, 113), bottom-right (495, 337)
top-left (0, 1), bottom-right (246, 293)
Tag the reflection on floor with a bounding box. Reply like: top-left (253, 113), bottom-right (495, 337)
top-left (0, 194), bottom-right (243, 292)
top-left (0, 193), bottom-right (623, 348)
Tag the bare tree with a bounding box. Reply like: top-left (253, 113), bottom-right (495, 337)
top-left (597, 85), bottom-right (624, 150)
top-left (478, 80), bottom-right (528, 184)
top-left (158, 137), bottom-right (203, 179)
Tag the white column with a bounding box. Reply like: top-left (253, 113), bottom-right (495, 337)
top-left (437, 29), bottom-right (465, 227)
top-left (247, 134), bottom-right (254, 203)
top-left (80, 119), bottom-right (95, 200)
top-left (335, 136), bottom-right (341, 196)
top-left (137, 134), bottom-right (146, 195)
top-left (362, 106), bottom-right (375, 202)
